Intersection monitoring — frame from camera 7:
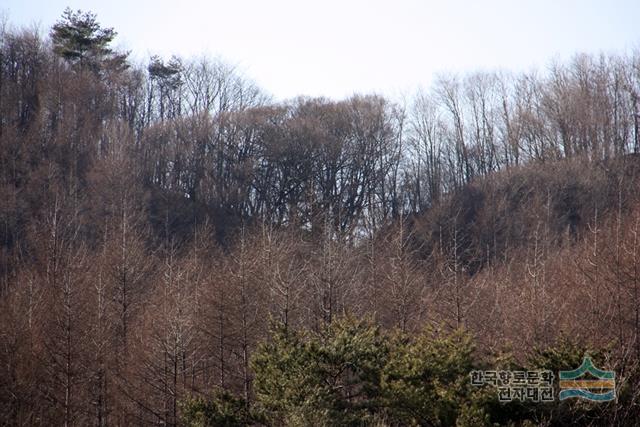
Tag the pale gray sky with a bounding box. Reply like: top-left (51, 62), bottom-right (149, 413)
top-left (3, 0), bottom-right (640, 100)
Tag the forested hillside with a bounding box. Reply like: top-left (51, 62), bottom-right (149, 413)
top-left (2, 9), bottom-right (640, 426)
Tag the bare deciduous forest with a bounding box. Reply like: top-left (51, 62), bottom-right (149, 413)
top-left (2, 9), bottom-right (640, 427)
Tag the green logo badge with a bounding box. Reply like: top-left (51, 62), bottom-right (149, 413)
top-left (559, 357), bottom-right (615, 401)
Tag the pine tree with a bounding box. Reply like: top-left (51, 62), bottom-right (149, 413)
top-left (50, 8), bottom-right (127, 72)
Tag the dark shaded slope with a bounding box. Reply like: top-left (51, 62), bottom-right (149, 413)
top-left (409, 155), bottom-right (640, 273)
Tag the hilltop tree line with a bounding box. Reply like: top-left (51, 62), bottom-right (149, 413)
top-left (1, 9), bottom-right (640, 426)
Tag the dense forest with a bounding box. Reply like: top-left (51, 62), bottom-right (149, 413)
top-left (2, 9), bottom-right (640, 426)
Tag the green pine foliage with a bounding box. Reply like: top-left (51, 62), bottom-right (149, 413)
top-left (50, 8), bottom-right (128, 72)
top-left (382, 328), bottom-right (487, 426)
top-left (219, 318), bottom-right (489, 426)
top-left (183, 320), bottom-right (634, 426)
top-left (251, 318), bottom-right (391, 426)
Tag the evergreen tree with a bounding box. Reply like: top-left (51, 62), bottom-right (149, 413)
top-left (50, 8), bottom-right (128, 72)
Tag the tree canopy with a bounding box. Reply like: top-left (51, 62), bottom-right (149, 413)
top-left (50, 8), bottom-right (128, 71)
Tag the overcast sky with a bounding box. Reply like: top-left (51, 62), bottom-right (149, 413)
top-left (3, 0), bottom-right (640, 100)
